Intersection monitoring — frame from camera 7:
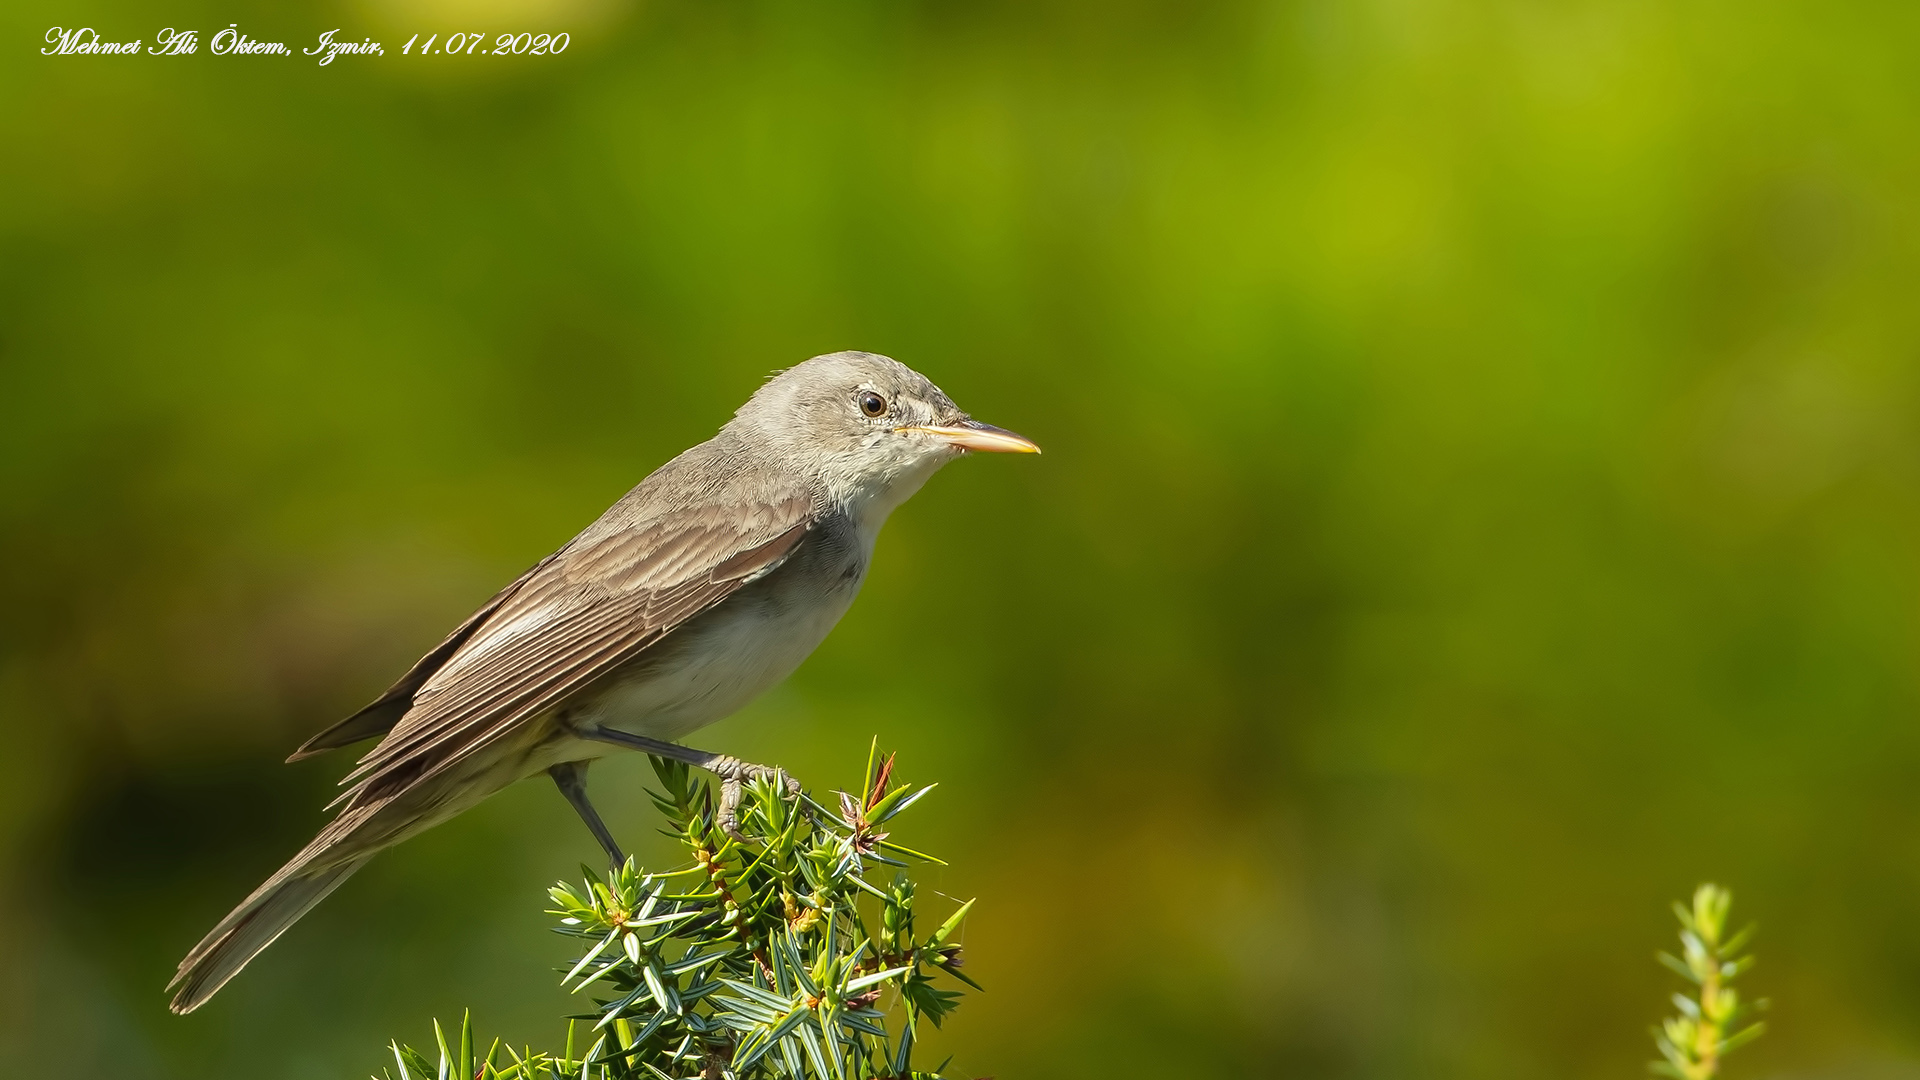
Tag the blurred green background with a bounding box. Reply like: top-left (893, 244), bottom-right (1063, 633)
top-left (5, 0), bottom-right (1920, 1076)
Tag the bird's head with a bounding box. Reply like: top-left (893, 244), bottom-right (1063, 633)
top-left (730, 351), bottom-right (1038, 521)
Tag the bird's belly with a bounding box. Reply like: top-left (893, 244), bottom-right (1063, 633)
top-left (576, 572), bottom-right (859, 744)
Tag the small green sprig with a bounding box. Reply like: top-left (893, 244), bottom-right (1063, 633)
top-left (380, 743), bottom-right (976, 1080)
top-left (1650, 884), bottom-right (1766, 1080)
top-left (378, 1009), bottom-right (569, 1080)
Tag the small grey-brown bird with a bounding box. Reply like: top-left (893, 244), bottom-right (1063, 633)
top-left (168, 351), bottom-right (1037, 1013)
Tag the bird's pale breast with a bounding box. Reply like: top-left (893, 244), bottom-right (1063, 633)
top-left (565, 518), bottom-right (868, 747)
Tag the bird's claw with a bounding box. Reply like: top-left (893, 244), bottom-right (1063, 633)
top-left (710, 755), bottom-right (803, 840)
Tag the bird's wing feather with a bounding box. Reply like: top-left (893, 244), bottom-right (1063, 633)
top-left (286, 554), bottom-right (561, 761)
top-left (333, 490), bottom-right (813, 808)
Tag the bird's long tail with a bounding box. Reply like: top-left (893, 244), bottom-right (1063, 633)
top-left (167, 850), bottom-right (371, 1014)
top-left (170, 735), bottom-right (535, 1011)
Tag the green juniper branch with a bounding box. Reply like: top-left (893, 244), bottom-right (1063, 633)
top-left (377, 744), bottom-right (976, 1080)
top-left (1649, 884), bottom-right (1765, 1080)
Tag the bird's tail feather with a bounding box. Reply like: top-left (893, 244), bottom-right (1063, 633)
top-left (167, 854), bottom-right (369, 1014)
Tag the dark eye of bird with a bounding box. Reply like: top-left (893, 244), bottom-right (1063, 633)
top-left (859, 391), bottom-right (887, 418)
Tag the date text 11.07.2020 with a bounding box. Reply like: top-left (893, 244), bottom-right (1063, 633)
top-left (402, 32), bottom-right (569, 56)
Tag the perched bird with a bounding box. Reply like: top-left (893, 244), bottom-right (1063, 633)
top-left (168, 351), bottom-right (1037, 1014)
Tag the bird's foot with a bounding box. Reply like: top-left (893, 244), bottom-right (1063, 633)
top-left (573, 728), bottom-right (804, 840)
top-left (707, 755), bottom-right (803, 840)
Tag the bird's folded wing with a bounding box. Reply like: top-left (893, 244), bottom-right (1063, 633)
top-left (332, 491), bottom-right (813, 808)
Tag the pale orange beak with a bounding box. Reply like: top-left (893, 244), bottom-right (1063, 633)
top-left (901, 419), bottom-right (1041, 454)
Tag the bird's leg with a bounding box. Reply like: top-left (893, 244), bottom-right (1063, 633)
top-left (549, 760), bottom-right (626, 867)
top-left (582, 728), bottom-right (802, 840)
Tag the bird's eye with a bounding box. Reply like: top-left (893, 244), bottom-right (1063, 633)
top-left (858, 391), bottom-right (888, 418)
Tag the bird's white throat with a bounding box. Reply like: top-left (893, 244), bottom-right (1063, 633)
top-left (835, 447), bottom-right (952, 553)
